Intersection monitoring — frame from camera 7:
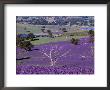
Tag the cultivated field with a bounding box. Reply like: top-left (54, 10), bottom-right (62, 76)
top-left (16, 23), bottom-right (94, 74)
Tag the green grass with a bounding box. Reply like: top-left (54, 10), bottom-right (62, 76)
top-left (16, 23), bottom-right (41, 34)
top-left (17, 23), bottom-right (89, 45)
top-left (31, 37), bottom-right (67, 45)
top-left (17, 23), bottom-right (89, 34)
top-left (31, 36), bottom-right (88, 45)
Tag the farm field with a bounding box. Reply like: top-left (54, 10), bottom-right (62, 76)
top-left (16, 16), bottom-right (94, 74)
top-left (16, 37), bottom-right (94, 74)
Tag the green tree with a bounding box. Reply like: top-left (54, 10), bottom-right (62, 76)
top-left (27, 33), bottom-right (35, 41)
top-left (41, 26), bottom-right (45, 33)
top-left (62, 28), bottom-right (67, 32)
top-left (88, 30), bottom-right (94, 37)
top-left (47, 30), bottom-right (54, 38)
top-left (24, 27), bottom-right (26, 30)
top-left (16, 34), bottom-right (24, 47)
top-left (88, 30), bottom-right (94, 43)
top-left (20, 41), bottom-right (33, 51)
top-left (71, 38), bottom-right (79, 45)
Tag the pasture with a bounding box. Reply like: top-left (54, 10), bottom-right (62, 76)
top-left (16, 23), bottom-right (89, 45)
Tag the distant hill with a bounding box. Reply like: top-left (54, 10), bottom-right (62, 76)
top-left (16, 16), bottom-right (94, 26)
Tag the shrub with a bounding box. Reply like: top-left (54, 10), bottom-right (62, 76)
top-left (16, 34), bottom-right (25, 47)
top-left (62, 28), bottom-right (67, 32)
top-left (88, 30), bottom-right (94, 37)
top-left (19, 41), bottom-right (33, 51)
top-left (27, 33), bottom-right (35, 41)
top-left (33, 38), bottom-right (39, 40)
top-left (41, 26), bottom-right (45, 33)
top-left (70, 34), bottom-right (74, 36)
top-left (47, 30), bottom-right (54, 38)
top-left (71, 38), bottom-right (79, 45)
top-left (88, 30), bottom-right (94, 43)
top-left (24, 27), bottom-right (26, 30)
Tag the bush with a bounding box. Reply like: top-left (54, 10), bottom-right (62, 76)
top-left (26, 31), bottom-right (30, 32)
top-left (47, 30), bottom-right (54, 38)
top-left (27, 33), bottom-right (35, 41)
top-left (41, 26), bottom-right (45, 33)
top-left (70, 34), bottom-right (74, 36)
top-left (62, 28), bottom-right (67, 32)
top-left (16, 34), bottom-right (25, 47)
top-left (88, 30), bottom-right (94, 37)
top-left (71, 38), bottom-right (79, 45)
top-left (33, 38), bottom-right (39, 40)
top-left (18, 41), bottom-right (33, 51)
top-left (88, 30), bottom-right (94, 43)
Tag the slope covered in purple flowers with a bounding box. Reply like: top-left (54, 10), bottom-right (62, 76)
top-left (16, 37), bottom-right (94, 74)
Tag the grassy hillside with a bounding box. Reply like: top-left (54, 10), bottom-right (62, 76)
top-left (16, 23), bottom-right (90, 45)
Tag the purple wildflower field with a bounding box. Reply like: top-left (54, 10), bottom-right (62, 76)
top-left (16, 37), bottom-right (94, 74)
top-left (16, 16), bottom-right (94, 74)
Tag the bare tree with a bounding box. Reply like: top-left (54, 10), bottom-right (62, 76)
top-left (39, 44), bottom-right (71, 66)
